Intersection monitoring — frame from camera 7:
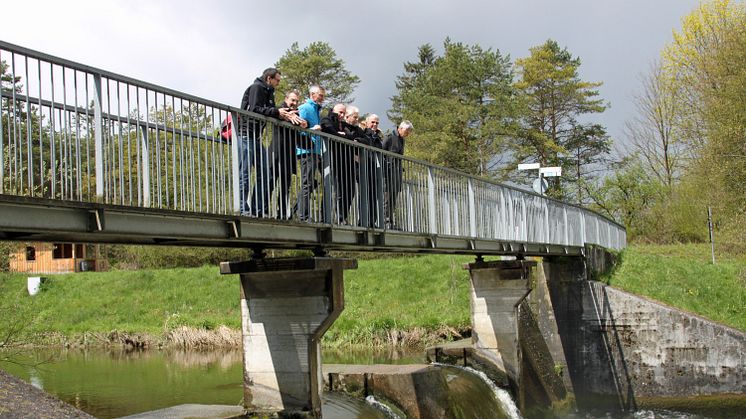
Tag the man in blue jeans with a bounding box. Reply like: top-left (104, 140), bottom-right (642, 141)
top-left (238, 68), bottom-right (302, 216)
top-left (296, 85), bottom-right (325, 222)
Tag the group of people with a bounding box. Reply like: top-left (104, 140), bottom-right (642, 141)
top-left (237, 67), bottom-right (414, 229)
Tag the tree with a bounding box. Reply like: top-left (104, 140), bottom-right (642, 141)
top-left (388, 44), bottom-right (436, 124)
top-left (624, 62), bottom-right (684, 188)
top-left (661, 0), bottom-right (746, 153)
top-left (389, 39), bottom-right (519, 177)
top-left (512, 39), bottom-right (610, 202)
top-left (274, 41), bottom-right (360, 105)
top-left (586, 157), bottom-right (665, 240)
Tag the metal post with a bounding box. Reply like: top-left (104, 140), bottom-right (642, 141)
top-left (708, 206), bottom-right (716, 265)
top-left (230, 112), bottom-right (240, 214)
top-left (468, 178), bottom-right (477, 238)
top-left (93, 74), bottom-right (104, 200)
top-left (427, 167), bottom-right (437, 235)
top-left (321, 137), bottom-right (333, 224)
top-left (138, 125), bottom-right (151, 207)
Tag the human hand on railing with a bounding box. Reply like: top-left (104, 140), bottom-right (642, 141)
top-left (311, 124), bottom-right (321, 130)
top-left (286, 113), bottom-right (306, 128)
top-left (278, 108), bottom-right (294, 120)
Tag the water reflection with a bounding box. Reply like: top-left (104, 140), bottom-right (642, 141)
top-left (0, 348), bottom-right (738, 418)
top-left (0, 348), bottom-right (390, 418)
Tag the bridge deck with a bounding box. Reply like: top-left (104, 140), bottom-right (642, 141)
top-left (0, 195), bottom-right (584, 256)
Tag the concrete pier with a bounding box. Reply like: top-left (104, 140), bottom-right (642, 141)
top-left (466, 259), bottom-right (535, 381)
top-left (220, 257), bottom-right (356, 418)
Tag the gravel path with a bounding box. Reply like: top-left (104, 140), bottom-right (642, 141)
top-left (0, 369), bottom-right (94, 418)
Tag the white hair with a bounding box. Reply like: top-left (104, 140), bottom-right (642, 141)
top-left (366, 113), bottom-right (380, 122)
top-left (346, 105), bottom-right (359, 115)
top-left (399, 120), bottom-right (414, 131)
top-left (309, 85), bottom-right (324, 95)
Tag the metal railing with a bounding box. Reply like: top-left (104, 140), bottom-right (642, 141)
top-left (0, 40), bottom-right (626, 251)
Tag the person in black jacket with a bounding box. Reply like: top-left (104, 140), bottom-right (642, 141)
top-left (382, 120), bottom-right (413, 229)
top-left (267, 90), bottom-right (307, 219)
top-left (320, 103), bottom-right (355, 225)
top-left (238, 68), bottom-right (301, 217)
top-left (356, 114), bottom-right (384, 228)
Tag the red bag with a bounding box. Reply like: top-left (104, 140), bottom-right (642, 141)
top-left (220, 116), bottom-right (233, 142)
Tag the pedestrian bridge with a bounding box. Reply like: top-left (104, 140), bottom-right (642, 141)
top-left (0, 40), bottom-right (624, 256)
top-left (0, 40), bottom-right (628, 417)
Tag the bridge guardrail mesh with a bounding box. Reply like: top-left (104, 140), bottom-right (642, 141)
top-left (0, 40), bottom-right (626, 250)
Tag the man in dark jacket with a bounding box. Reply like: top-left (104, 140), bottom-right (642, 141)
top-left (267, 90), bottom-right (307, 219)
top-left (320, 103), bottom-right (355, 224)
top-left (357, 114), bottom-right (384, 228)
top-left (238, 68), bottom-right (301, 217)
top-left (382, 120), bottom-right (413, 229)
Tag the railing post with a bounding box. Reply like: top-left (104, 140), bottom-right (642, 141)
top-left (359, 150), bottom-right (370, 228)
top-left (139, 125), bottom-right (150, 207)
top-left (230, 112), bottom-right (240, 214)
top-left (427, 167), bottom-right (437, 235)
top-left (93, 74), bottom-right (104, 201)
top-left (0, 89), bottom-right (4, 194)
top-left (468, 179), bottom-right (477, 238)
top-left (321, 137), bottom-right (333, 224)
top-left (375, 152), bottom-right (385, 229)
top-left (563, 205), bottom-right (569, 246)
top-left (544, 200), bottom-right (550, 244)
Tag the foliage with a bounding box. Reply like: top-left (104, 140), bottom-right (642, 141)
top-left (661, 0), bottom-right (746, 153)
top-left (274, 41), bottom-right (360, 105)
top-left (512, 39), bottom-right (611, 202)
top-left (586, 158), bottom-right (666, 240)
top-left (389, 39), bottom-right (519, 177)
top-left (388, 44), bottom-right (437, 124)
top-left (104, 245), bottom-right (252, 270)
top-left (624, 61), bottom-right (684, 188)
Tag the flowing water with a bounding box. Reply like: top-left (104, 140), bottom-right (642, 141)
top-left (0, 348), bottom-right (739, 418)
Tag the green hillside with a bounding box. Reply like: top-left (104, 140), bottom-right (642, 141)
top-left (1, 245), bottom-right (744, 348)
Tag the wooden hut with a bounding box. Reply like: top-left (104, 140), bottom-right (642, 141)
top-left (9, 242), bottom-right (104, 274)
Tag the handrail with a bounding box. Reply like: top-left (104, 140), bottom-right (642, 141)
top-left (0, 40), bottom-right (626, 250)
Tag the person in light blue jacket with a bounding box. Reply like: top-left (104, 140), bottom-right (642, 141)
top-left (296, 85), bottom-right (325, 222)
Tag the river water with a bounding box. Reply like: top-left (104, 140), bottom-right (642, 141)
top-left (0, 348), bottom-right (736, 418)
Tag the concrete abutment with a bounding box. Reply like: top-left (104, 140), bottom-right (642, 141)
top-left (220, 257), bottom-right (356, 418)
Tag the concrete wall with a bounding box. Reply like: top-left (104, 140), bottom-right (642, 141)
top-left (582, 282), bottom-right (746, 398)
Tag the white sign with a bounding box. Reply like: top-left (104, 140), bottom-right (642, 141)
top-left (540, 166), bottom-right (562, 177)
top-left (532, 178), bottom-right (549, 194)
top-left (518, 163), bottom-right (540, 171)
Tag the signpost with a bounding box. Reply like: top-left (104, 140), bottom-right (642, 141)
top-left (518, 164), bottom-right (562, 196)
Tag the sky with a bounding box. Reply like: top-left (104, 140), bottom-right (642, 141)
top-left (1, 0), bottom-right (702, 153)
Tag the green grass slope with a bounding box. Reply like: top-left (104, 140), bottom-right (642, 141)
top-left (605, 244), bottom-right (746, 331)
top-left (1, 245), bottom-right (743, 348)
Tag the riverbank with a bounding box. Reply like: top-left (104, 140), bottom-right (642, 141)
top-left (0, 368), bottom-right (93, 418)
top-left (1, 245), bottom-right (744, 349)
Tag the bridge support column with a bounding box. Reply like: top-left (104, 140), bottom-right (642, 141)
top-left (466, 259), bottom-right (535, 381)
top-left (220, 257), bottom-right (357, 418)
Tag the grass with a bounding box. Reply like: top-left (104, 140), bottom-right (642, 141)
top-left (605, 243), bottom-right (746, 331)
top-left (0, 266), bottom-right (241, 337)
top-left (0, 254), bottom-right (474, 347)
top-left (1, 245), bottom-right (744, 348)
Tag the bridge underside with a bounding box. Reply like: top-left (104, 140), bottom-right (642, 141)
top-left (0, 195), bottom-right (584, 257)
